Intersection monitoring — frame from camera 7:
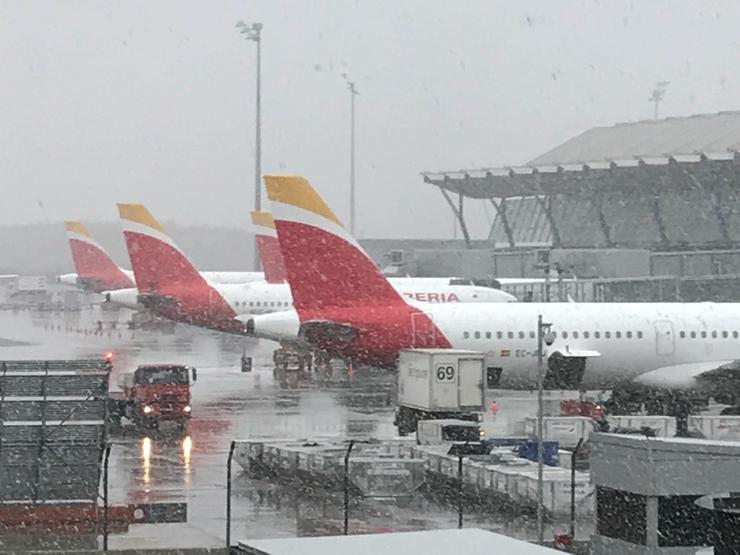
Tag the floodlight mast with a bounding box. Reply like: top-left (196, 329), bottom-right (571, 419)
top-left (236, 20), bottom-right (263, 271)
top-left (537, 314), bottom-right (553, 544)
top-left (342, 73), bottom-right (359, 236)
top-left (649, 81), bottom-right (669, 120)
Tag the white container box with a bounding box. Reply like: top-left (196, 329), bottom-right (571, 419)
top-left (521, 470), bottom-right (593, 514)
top-left (524, 416), bottom-right (592, 448)
top-left (608, 415), bottom-right (676, 437)
top-left (689, 416), bottom-right (740, 440)
top-left (397, 349), bottom-right (486, 412)
top-left (439, 455), bottom-right (458, 478)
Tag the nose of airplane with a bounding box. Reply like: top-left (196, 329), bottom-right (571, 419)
top-left (496, 289), bottom-right (518, 302)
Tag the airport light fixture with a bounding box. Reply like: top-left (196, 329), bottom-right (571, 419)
top-left (649, 81), bottom-right (670, 120)
top-left (341, 73), bottom-right (359, 236)
top-left (536, 315), bottom-right (554, 544)
top-left (236, 20), bottom-right (263, 271)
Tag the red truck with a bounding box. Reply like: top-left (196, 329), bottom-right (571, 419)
top-left (109, 364), bottom-right (197, 430)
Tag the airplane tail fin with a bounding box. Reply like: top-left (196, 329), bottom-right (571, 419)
top-left (250, 211), bottom-right (287, 284)
top-left (116, 203), bottom-right (209, 294)
top-left (264, 175), bottom-right (406, 311)
top-left (64, 220), bottom-right (134, 292)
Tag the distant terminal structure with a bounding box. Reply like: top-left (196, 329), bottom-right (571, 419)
top-left (423, 111), bottom-right (740, 251)
top-left (408, 111), bottom-right (740, 301)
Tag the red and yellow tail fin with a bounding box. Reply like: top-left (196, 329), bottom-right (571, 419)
top-left (264, 175), bottom-right (406, 311)
top-left (64, 220), bottom-right (134, 291)
top-left (250, 211), bottom-right (286, 284)
top-left (116, 203), bottom-right (208, 293)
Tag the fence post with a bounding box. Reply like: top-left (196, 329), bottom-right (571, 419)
top-left (226, 441), bottom-right (236, 548)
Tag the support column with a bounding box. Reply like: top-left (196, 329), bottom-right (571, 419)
top-left (646, 496), bottom-right (659, 547)
top-left (530, 173), bottom-right (561, 248)
top-left (594, 192), bottom-right (614, 247)
top-left (490, 198), bottom-right (515, 247)
top-left (682, 164), bottom-right (731, 245)
top-left (439, 185), bottom-right (472, 248)
top-left (650, 169), bottom-right (670, 248)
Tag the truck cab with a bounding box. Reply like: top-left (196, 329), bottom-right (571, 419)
top-left (119, 364), bottom-right (197, 429)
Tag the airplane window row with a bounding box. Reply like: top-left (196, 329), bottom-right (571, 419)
top-left (462, 330), bottom-right (645, 340)
top-left (233, 301), bottom-right (292, 308)
top-left (562, 330), bottom-right (643, 339)
top-left (679, 330), bottom-right (739, 339)
top-left (462, 329), bottom-right (740, 341)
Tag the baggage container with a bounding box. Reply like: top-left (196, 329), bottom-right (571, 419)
top-left (524, 417), bottom-right (591, 448)
top-left (608, 415), bottom-right (676, 437)
top-left (439, 455), bottom-right (458, 478)
top-left (520, 470), bottom-right (593, 515)
top-left (349, 457), bottom-right (426, 497)
top-left (688, 416), bottom-right (740, 440)
top-left (516, 440), bottom-right (560, 466)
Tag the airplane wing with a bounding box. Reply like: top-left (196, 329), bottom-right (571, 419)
top-left (633, 360), bottom-right (739, 390)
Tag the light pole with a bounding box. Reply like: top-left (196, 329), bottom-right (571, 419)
top-left (343, 439), bottom-right (356, 535)
top-left (649, 81), bottom-right (669, 120)
top-left (341, 74), bottom-right (359, 236)
top-left (236, 20), bottom-right (263, 271)
top-left (536, 314), bottom-right (553, 545)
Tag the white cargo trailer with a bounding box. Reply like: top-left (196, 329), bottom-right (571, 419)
top-left (524, 416), bottom-right (592, 448)
top-left (394, 349), bottom-right (486, 435)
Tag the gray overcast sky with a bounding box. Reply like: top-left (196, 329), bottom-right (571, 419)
top-left (1, 0), bottom-right (739, 239)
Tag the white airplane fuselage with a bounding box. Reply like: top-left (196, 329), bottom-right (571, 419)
top-left (247, 301), bottom-right (740, 390)
top-left (216, 278), bottom-right (515, 314)
top-left (426, 301), bottom-right (740, 389)
top-left (108, 277), bottom-right (516, 314)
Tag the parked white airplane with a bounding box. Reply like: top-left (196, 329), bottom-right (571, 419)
top-left (111, 204), bottom-right (516, 334)
top-left (243, 174), bottom-right (740, 397)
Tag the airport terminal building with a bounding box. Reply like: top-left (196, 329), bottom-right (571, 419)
top-left (395, 111), bottom-right (740, 301)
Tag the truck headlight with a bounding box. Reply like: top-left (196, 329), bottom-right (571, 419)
top-left (478, 428), bottom-right (486, 437)
top-left (143, 405), bottom-right (152, 414)
top-left (183, 405), bottom-right (191, 413)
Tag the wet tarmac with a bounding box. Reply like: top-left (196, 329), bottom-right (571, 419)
top-left (0, 307), bottom-right (595, 550)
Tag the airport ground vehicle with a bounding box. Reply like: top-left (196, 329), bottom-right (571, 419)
top-left (416, 418), bottom-right (484, 445)
top-left (108, 364), bottom-right (196, 430)
top-left (394, 349), bottom-right (486, 435)
top-left (272, 347), bottom-right (313, 388)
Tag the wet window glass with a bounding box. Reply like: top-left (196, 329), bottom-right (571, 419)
top-left (134, 366), bottom-right (189, 385)
top-left (5, 2), bottom-right (739, 548)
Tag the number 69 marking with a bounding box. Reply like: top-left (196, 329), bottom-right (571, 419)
top-left (435, 364), bottom-right (455, 382)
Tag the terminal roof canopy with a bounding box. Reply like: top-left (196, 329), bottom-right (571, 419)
top-left (423, 110), bottom-right (740, 199)
top-left (529, 110), bottom-right (740, 167)
top-left (422, 111), bottom-right (740, 249)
